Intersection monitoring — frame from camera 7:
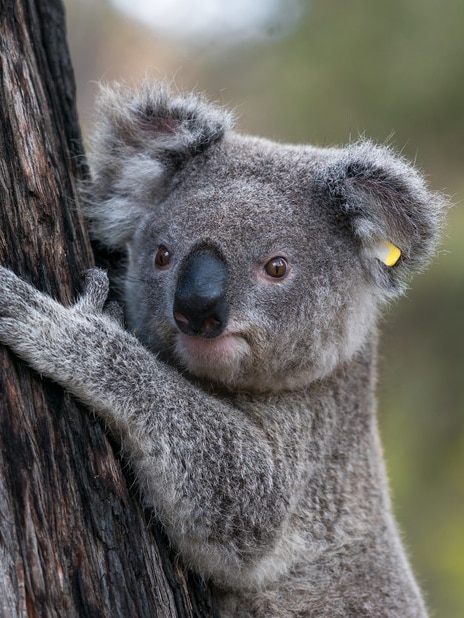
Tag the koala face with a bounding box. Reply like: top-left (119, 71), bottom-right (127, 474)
top-left (122, 137), bottom-right (376, 391)
top-left (86, 83), bottom-right (445, 392)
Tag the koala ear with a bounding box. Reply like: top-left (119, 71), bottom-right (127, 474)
top-left (323, 141), bottom-right (448, 298)
top-left (84, 82), bottom-right (233, 248)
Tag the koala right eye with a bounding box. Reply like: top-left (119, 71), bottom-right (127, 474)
top-left (154, 245), bottom-right (171, 268)
top-left (264, 256), bottom-right (288, 279)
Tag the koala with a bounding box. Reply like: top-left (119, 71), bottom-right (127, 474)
top-left (0, 82), bottom-right (447, 617)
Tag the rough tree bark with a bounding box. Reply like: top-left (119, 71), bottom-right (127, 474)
top-left (0, 1), bottom-right (217, 616)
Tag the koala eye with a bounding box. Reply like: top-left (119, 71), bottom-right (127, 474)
top-left (264, 256), bottom-right (288, 279)
top-left (155, 245), bottom-right (171, 268)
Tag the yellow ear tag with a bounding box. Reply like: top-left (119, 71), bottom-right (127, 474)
top-left (373, 240), bottom-right (401, 267)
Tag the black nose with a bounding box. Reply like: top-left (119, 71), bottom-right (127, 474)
top-left (173, 250), bottom-right (228, 338)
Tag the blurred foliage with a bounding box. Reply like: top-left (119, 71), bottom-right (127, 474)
top-left (64, 0), bottom-right (464, 615)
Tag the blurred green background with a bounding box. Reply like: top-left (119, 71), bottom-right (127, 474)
top-left (64, 0), bottom-right (464, 614)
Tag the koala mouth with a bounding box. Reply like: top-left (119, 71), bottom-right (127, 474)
top-left (174, 332), bottom-right (250, 381)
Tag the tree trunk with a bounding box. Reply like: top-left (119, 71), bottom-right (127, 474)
top-left (0, 1), bottom-right (217, 616)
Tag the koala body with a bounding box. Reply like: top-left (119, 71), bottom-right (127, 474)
top-left (0, 83), bottom-right (447, 616)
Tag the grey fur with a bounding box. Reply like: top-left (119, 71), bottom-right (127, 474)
top-left (0, 82), bottom-right (448, 616)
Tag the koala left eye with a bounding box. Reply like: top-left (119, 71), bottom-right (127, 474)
top-left (154, 245), bottom-right (171, 268)
top-left (264, 256), bottom-right (288, 279)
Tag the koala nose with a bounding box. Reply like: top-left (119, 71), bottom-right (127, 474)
top-left (173, 250), bottom-right (228, 338)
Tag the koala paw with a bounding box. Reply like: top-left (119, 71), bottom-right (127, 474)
top-left (0, 267), bottom-right (114, 373)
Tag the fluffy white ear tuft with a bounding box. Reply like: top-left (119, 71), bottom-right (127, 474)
top-left (83, 81), bottom-right (233, 248)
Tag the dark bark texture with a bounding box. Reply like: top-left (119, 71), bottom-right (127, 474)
top-left (0, 1), bottom-right (217, 616)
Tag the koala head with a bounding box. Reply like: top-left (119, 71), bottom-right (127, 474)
top-left (86, 82), bottom-right (446, 392)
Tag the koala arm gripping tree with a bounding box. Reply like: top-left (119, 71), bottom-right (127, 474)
top-left (0, 82), bottom-right (447, 617)
top-left (0, 267), bottom-right (294, 588)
